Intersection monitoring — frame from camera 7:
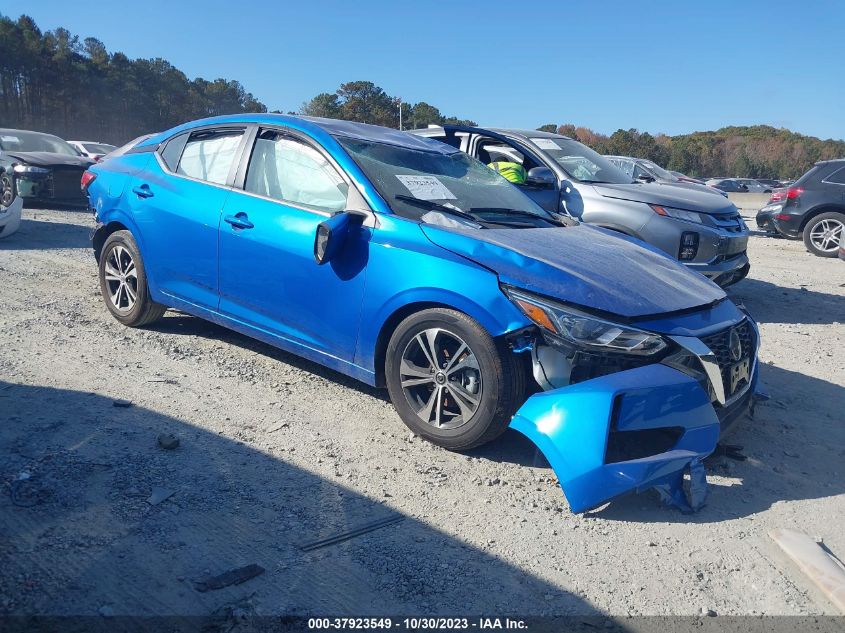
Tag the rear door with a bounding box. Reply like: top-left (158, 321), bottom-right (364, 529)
top-left (217, 127), bottom-right (370, 361)
top-left (130, 125), bottom-right (247, 309)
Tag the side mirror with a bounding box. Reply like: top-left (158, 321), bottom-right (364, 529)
top-left (636, 173), bottom-right (656, 183)
top-left (314, 212), bottom-right (352, 265)
top-left (525, 166), bottom-right (556, 188)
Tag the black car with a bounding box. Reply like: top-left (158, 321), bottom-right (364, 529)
top-left (705, 178), bottom-right (750, 193)
top-left (756, 159), bottom-right (845, 257)
top-left (0, 128), bottom-right (94, 207)
top-left (756, 178), bottom-right (783, 190)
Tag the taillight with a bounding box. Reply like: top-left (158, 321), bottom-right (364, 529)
top-left (769, 187), bottom-right (803, 203)
top-left (81, 170), bottom-right (96, 192)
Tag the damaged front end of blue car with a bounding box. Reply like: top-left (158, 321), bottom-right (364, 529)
top-left (503, 287), bottom-right (761, 514)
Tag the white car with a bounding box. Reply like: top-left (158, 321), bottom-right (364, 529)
top-left (68, 141), bottom-right (117, 161)
top-left (0, 187), bottom-right (22, 238)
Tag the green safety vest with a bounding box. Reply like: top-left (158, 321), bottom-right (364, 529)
top-left (488, 161), bottom-right (526, 184)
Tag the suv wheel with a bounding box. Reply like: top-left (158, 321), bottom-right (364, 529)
top-left (385, 308), bottom-right (525, 451)
top-left (803, 212), bottom-right (845, 257)
top-left (98, 230), bottom-right (166, 326)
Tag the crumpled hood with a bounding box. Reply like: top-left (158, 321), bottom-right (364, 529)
top-left (421, 223), bottom-right (725, 318)
top-left (593, 182), bottom-right (736, 214)
top-left (4, 151), bottom-right (93, 168)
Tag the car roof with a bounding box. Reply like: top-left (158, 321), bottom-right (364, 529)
top-left (0, 127), bottom-right (64, 140)
top-left (141, 113), bottom-right (458, 156)
top-left (487, 128), bottom-right (574, 141)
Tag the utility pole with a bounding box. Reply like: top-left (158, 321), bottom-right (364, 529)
top-left (398, 97), bottom-right (402, 130)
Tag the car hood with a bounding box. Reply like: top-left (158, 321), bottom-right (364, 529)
top-left (421, 223), bottom-right (725, 318)
top-left (4, 151), bottom-right (94, 168)
top-left (592, 182), bottom-right (736, 214)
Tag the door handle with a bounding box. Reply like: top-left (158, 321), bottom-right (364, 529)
top-left (132, 184), bottom-right (154, 198)
top-left (224, 213), bottom-right (254, 230)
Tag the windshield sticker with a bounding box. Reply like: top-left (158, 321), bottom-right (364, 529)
top-left (1, 135), bottom-right (20, 143)
top-left (530, 138), bottom-right (560, 151)
top-left (396, 175), bottom-right (456, 200)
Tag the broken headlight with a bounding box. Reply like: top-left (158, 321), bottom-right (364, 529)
top-left (505, 287), bottom-right (667, 356)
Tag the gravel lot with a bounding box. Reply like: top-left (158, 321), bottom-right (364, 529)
top-left (1, 206), bottom-right (843, 618)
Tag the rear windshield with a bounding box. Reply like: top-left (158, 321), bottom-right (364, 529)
top-left (528, 137), bottom-right (633, 185)
top-left (0, 131), bottom-right (79, 156)
top-left (337, 136), bottom-right (552, 223)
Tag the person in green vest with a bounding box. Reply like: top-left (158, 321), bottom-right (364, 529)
top-left (487, 158), bottom-right (527, 184)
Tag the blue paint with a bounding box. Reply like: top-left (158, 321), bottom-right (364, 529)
top-left (509, 364), bottom-right (720, 513)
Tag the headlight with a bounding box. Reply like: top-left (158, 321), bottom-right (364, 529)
top-left (13, 165), bottom-right (50, 174)
top-left (650, 204), bottom-right (702, 224)
top-left (505, 287), bottom-right (667, 356)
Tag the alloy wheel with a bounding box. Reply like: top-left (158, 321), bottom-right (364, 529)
top-left (1, 176), bottom-right (13, 208)
top-left (399, 328), bottom-right (482, 430)
top-left (809, 218), bottom-right (844, 253)
top-left (104, 245), bottom-right (138, 311)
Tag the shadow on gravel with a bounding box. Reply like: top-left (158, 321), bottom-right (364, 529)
top-left (0, 218), bottom-right (92, 250)
top-left (0, 381), bottom-right (594, 618)
top-left (728, 277), bottom-right (845, 325)
top-left (585, 362), bottom-right (845, 523)
top-left (146, 314), bottom-right (389, 402)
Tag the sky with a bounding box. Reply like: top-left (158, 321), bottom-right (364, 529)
top-left (3, 0), bottom-right (844, 140)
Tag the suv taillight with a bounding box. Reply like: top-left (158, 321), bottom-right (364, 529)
top-left (769, 186), bottom-right (803, 203)
top-left (81, 170), bottom-right (96, 192)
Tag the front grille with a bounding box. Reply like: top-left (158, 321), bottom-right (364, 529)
top-left (50, 168), bottom-right (86, 201)
top-left (700, 320), bottom-right (755, 399)
top-left (711, 212), bottom-right (746, 233)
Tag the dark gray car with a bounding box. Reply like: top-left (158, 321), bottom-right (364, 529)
top-left (412, 126), bottom-right (750, 287)
top-left (606, 155), bottom-right (729, 198)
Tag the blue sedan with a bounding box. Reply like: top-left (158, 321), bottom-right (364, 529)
top-left (84, 114), bottom-right (761, 513)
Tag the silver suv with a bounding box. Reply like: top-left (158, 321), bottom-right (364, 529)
top-left (412, 126), bottom-right (751, 287)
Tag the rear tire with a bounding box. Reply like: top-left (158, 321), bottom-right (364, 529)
top-left (98, 230), bottom-right (166, 327)
top-left (385, 308), bottom-right (525, 451)
top-left (802, 212), bottom-right (845, 257)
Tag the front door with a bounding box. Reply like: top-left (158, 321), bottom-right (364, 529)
top-left (218, 128), bottom-right (370, 362)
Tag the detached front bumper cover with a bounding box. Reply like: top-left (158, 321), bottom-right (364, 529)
top-left (509, 363), bottom-right (721, 513)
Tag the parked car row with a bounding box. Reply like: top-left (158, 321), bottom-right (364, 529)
top-left (0, 128), bottom-right (121, 238)
top-left (82, 113), bottom-right (764, 512)
top-left (412, 126), bottom-right (751, 287)
top-left (756, 159), bottom-right (845, 257)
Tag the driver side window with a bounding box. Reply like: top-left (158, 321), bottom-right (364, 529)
top-left (245, 130), bottom-right (348, 213)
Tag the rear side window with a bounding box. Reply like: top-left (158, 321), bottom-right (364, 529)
top-left (159, 133), bottom-right (188, 171)
top-left (177, 129), bottom-right (244, 185)
top-left (824, 166), bottom-right (845, 185)
top-left (244, 130), bottom-right (348, 213)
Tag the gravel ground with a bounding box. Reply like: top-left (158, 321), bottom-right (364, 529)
top-left (0, 207), bottom-right (843, 618)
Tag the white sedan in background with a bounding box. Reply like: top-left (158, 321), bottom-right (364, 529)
top-left (68, 140), bottom-right (117, 161)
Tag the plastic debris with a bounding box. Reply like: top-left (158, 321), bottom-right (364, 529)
top-left (193, 564), bottom-right (265, 593)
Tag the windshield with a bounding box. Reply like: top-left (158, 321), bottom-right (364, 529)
top-left (640, 160), bottom-right (678, 181)
top-left (0, 130), bottom-right (79, 156)
top-left (528, 137), bottom-right (632, 184)
top-left (337, 137), bottom-right (553, 224)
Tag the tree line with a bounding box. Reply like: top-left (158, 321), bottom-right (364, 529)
top-left (0, 14), bottom-right (266, 144)
top-left (538, 123), bottom-right (845, 179)
top-left (1, 13), bottom-right (841, 178)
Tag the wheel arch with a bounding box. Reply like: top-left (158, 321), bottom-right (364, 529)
top-left (370, 296), bottom-right (527, 388)
top-left (799, 205), bottom-right (845, 231)
top-left (92, 221), bottom-right (130, 263)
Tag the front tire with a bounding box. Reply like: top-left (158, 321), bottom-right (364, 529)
top-left (98, 230), bottom-right (166, 327)
top-left (385, 308), bottom-right (525, 451)
top-left (802, 212), bottom-right (845, 257)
